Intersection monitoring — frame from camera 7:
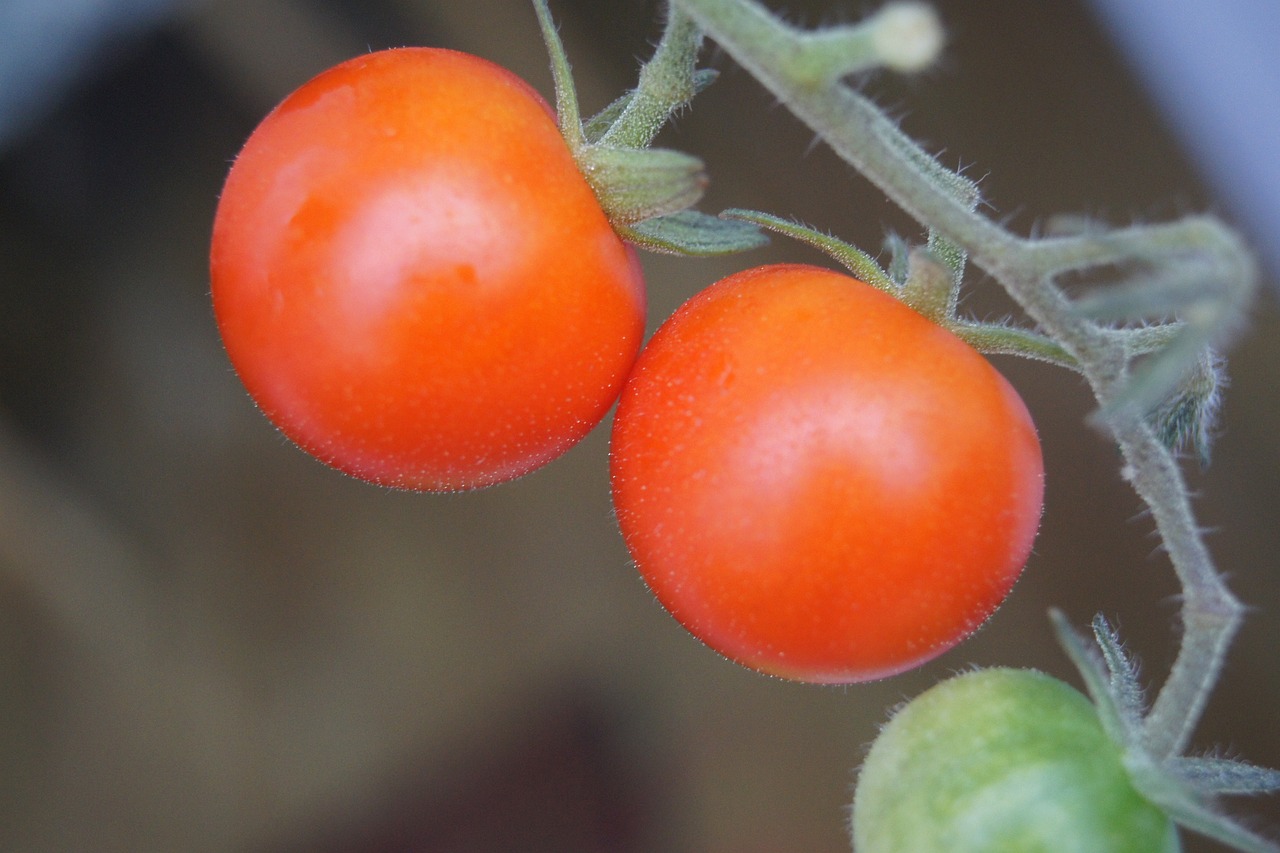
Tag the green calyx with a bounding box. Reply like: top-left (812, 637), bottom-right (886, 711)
top-left (855, 647), bottom-right (1280, 853)
top-left (574, 145), bottom-right (706, 226)
top-left (720, 206), bottom-right (1235, 452)
top-left (854, 668), bottom-right (1180, 853)
top-left (535, 0), bottom-right (1232, 449)
top-left (1052, 611), bottom-right (1280, 853)
top-left (532, 0), bottom-right (765, 256)
top-left (722, 208), bottom-right (1083, 370)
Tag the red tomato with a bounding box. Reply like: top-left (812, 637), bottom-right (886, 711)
top-left (609, 264), bottom-right (1044, 682)
top-left (211, 48), bottom-right (645, 491)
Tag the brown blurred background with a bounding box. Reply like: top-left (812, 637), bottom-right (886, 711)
top-left (1, 1), bottom-right (1276, 851)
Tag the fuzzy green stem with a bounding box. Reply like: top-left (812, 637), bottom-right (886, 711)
top-left (532, 0), bottom-right (585, 149)
top-left (596, 6), bottom-right (704, 149)
top-left (1024, 216), bottom-right (1242, 276)
top-left (902, 249), bottom-right (956, 322)
top-left (676, 0), bottom-right (1252, 760)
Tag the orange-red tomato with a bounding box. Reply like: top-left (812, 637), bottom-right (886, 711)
top-left (211, 48), bottom-right (645, 491)
top-left (609, 264), bottom-right (1044, 683)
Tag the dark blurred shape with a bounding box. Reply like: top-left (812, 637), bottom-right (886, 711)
top-left (281, 690), bottom-right (654, 853)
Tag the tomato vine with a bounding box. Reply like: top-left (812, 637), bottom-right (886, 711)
top-left (207, 0), bottom-right (1277, 848)
top-left (527, 0), bottom-right (1274, 847)
top-left (623, 0), bottom-right (1272, 848)
top-left (667, 0), bottom-right (1255, 758)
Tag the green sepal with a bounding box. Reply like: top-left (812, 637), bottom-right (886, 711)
top-left (618, 210), bottom-right (768, 256)
top-left (948, 320), bottom-right (1080, 370)
top-left (884, 232), bottom-right (911, 285)
top-left (1144, 348), bottom-right (1223, 464)
top-left (926, 228), bottom-right (966, 282)
top-left (721, 209), bottom-right (896, 293)
top-left (532, 0), bottom-right (585, 149)
top-left (1051, 609), bottom-right (1137, 745)
top-left (1054, 609), bottom-right (1280, 852)
top-left (1126, 754), bottom-right (1280, 853)
top-left (578, 145), bottom-right (706, 226)
top-left (1090, 613), bottom-right (1149, 729)
top-left (1169, 757), bottom-right (1280, 797)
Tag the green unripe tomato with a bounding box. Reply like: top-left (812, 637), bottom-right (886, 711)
top-left (852, 668), bottom-right (1180, 853)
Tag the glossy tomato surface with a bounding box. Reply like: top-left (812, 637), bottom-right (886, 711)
top-left (609, 264), bottom-right (1043, 682)
top-left (852, 668), bottom-right (1180, 852)
top-left (212, 48), bottom-right (645, 491)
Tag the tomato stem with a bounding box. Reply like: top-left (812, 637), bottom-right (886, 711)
top-left (596, 5), bottom-right (704, 149)
top-left (534, 0), bottom-right (765, 254)
top-left (675, 0), bottom-right (1257, 777)
top-left (532, 0), bottom-right (585, 149)
top-left (901, 249), bottom-right (956, 322)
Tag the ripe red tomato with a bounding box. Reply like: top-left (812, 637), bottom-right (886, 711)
top-left (609, 264), bottom-right (1044, 683)
top-left (211, 48), bottom-right (645, 491)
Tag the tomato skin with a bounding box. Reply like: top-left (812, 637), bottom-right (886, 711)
top-left (852, 668), bottom-right (1180, 852)
top-left (211, 48), bottom-right (645, 491)
top-left (608, 264), bottom-right (1043, 683)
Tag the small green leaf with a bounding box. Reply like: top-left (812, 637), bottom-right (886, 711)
top-left (619, 210), bottom-right (768, 256)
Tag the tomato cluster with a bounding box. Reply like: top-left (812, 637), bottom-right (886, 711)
top-left (205, 26), bottom-right (1276, 852)
top-left (212, 49), bottom-right (1041, 680)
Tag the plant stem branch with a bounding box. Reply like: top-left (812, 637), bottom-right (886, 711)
top-left (675, 0), bottom-right (1252, 759)
top-left (597, 5), bottom-right (704, 149)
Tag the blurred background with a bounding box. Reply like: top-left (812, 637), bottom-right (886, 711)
top-left (1, 1), bottom-right (1277, 851)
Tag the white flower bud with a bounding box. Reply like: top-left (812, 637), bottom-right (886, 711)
top-left (873, 2), bottom-right (944, 73)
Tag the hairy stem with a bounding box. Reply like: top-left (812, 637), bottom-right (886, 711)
top-left (675, 0), bottom-right (1252, 758)
top-left (1118, 420), bottom-right (1244, 757)
top-left (596, 5), bottom-right (704, 149)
